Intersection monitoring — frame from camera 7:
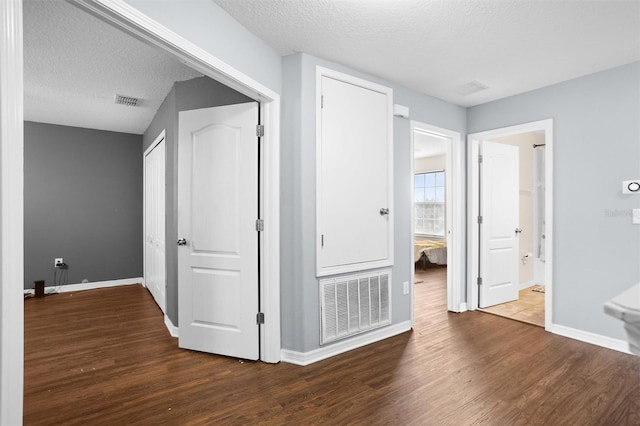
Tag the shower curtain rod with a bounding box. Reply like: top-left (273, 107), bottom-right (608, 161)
top-left (533, 143), bottom-right (546, 148)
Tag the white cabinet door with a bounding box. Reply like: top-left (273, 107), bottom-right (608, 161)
top-left (479, 141), bottom-right (520, 308)
top-left (178, 102), bottom-right (259, 360)
top-left (317, 70), bottom-right (393, 276)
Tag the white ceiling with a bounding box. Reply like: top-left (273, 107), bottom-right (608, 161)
top-left (213, 0), bottom-right (640, 107)
top-left (414, 132), bottom-right (448, 158)
top-left (23, 0), bottom-right (202, 135)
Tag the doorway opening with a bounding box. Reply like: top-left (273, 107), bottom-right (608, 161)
top-left (1, 1), bottom-right (284, 420)
top-left (410, 121), bottom-right (464, 324)
top-left (467, 120), bottom-right (553, 330)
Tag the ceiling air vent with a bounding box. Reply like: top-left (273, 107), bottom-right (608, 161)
top-left (114, 94), bottom-right (140, 107)
top-left (457, 80), bottom-right (489, 96)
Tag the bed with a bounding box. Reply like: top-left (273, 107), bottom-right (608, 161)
top-left (414, 239), bottom-right (447, 268)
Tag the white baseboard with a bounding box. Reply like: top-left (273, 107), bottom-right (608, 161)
top-left (164, 315), bottom-right (179, 338)
top-left (458, 302), bottom-right (468, 312)
top-left (24, 277), bottom-right (143, 295)
top-left (549, 323), bottom-right (633, 356)
top-left (281, 321), bottom-right (412, 366)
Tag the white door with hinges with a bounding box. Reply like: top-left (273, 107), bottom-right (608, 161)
top-left (177, 102), bottom-right (260, 360)
top-left (317, 72), bottom-right (393, 276)
top-left (479, 141), bottom-right (520, 308)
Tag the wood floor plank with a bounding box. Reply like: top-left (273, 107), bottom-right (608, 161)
top-left (24, 275), bottom-right (639, 425)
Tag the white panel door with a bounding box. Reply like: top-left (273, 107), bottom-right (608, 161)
top-left (479, 141), bottom-right (520, 308)
top-left (318, 75), bottom-right (392, 274)
top-left (178, 102), bottom-right (259, 360)
top-left (144, 139), bottom-right (166, 313)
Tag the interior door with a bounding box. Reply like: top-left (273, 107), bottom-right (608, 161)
top-left (178, 102), bottom-right (259, 360)
top-left (144, 139), bottom-right (166, 313)
top-left (318, 75), bottom-right (392, 274)
top-left (479, 141), bottom-right (519, 308)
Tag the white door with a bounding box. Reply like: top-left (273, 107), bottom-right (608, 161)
top-left (178, 102), bottom-right (259, 360)
top-left (318, 75), bottom-right (392, 274)
top-left (479, 141), bottom-right (520, 308)
top-left (144, 138), bottom-right (166, 313)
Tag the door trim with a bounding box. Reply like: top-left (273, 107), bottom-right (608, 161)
top-left (467, 119), bottom-right (553, 330)
top-left (143, 130), bottom-right (166, 313)
top-left (72, 0), bottom-right (281, 363)
top-left (0, 0), bottom-right (24, 423)
top-left (409, 121), bottom-right (464, 323)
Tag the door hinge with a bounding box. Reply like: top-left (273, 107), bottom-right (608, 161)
top-left (321, 95), bottom-right (324, 109)
top-left (478, 154), bottom-right (483, 163)
top-left (256, 312), bottom-right (265, 324)
top-left (477, 215), bottom-right (483, 224)
top-left (256, 219), bottom-right (264, 232)
top-left (256, 124), bottom-right (265, 137)
top-left (477, 277), bottom-right (483, 286)
top-left (321, 234), bottom-right (324, 247)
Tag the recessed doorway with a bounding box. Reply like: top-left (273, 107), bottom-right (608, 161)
top-left (410, 121), bottom-right (464, 325)
top-left (467, 120), bottom-right (553, 329)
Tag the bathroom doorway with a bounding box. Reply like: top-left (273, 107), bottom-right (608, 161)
top-left (467, 120), bottom-right (553, 329)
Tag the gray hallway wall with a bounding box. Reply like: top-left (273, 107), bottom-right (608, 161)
top-left (280, 53), bottom-right (467, 353)
top-left (468, 61), bottom-right (640, 341)
top-left (24, 121), bottom-right (143, 289)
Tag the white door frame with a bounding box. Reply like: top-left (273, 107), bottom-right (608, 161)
top-left (1, 0), bottom-right (282, 419)
top-left (143, 130), bottom-right (166, 313)
top-left (467, 119), bottom-right (553, 330)
top-left (0, 0), bottom-right (24, 423)
top-left (410, 121), bottom-right (465, 325)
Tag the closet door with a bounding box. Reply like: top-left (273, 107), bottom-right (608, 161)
top-left (317, 68), bottom-right (393, 276)
top-left (144, 137), bottom-right (166, 313)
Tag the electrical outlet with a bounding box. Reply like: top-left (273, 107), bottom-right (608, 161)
top-left (403, 281), bottom-right (409, 295)
top-left (54, 258), bottom-right (63, 267)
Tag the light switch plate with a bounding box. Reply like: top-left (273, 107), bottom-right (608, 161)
top-left (633, 209), bottom-right (640, 225)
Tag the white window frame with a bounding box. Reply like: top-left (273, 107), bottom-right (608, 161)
top-left (414, 170), bottom-right (446, 238)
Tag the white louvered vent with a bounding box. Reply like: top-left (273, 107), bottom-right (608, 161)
top-left (320, 270), bottom-right (391, 345)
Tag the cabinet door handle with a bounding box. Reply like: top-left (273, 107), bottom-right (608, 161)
top-left (380, 208), bottom-right (390, 216)
top-left (177, 238), bottom-right (187, 246)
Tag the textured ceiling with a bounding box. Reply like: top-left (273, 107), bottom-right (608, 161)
top-left (24, 0), bottom-right (202, 135)
top-left (213, 0), bottom-right (640, 107)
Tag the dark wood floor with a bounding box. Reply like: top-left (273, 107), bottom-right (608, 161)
top-left (25, 273), bottom-right (639, 425)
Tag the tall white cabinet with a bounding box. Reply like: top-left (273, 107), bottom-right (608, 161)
top-left (316, 68), bottom-right (394, 276)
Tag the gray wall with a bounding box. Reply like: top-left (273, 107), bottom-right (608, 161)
top-left (281, 53), bottom-right (467, 352)
top-left (467, 61), bottom-right (640, 340)
top-left (142, 76), bottom-right (252, 326)
top-left (24, 121), bottom-right (143, 289)
top-left (123, 0), bottom-right (282, 94)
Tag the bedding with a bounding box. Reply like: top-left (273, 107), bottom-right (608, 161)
top-left (414, 239), bottom-right (447, 266)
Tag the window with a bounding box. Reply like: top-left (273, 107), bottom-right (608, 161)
top-left (414, 171), bottom-right (445, 236)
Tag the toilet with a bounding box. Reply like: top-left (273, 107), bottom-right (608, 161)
top-left (604, 283), bottom-right (640, 355)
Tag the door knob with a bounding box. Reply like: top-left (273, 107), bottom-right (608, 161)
top-left (515, 228), bottom-right (522, 235)
top-left (177, 238), bottom-right (187, 246)
top-left (380, 208), bottom-right (390, 216)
